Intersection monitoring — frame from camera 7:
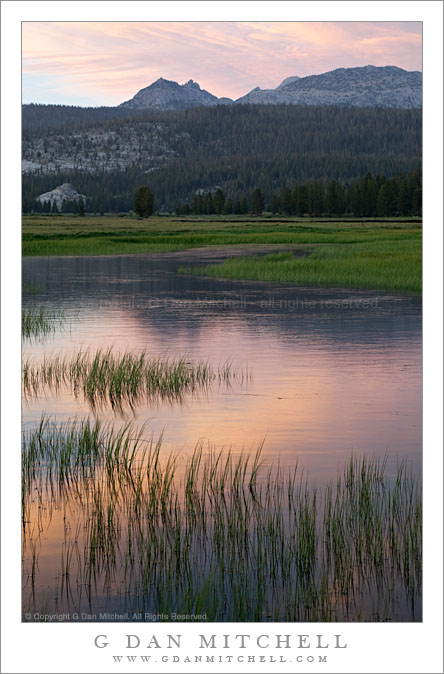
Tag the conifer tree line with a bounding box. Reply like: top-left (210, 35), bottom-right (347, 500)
top-left (33, 198), bottom-right (86, 215)
top-left (22, 104), bottom-right (421, 213)
top-left (23, 169), bottom-right (422, 217)
top-left (23, 169), bottom-right (421, 217)
top-left (174, 170), bottom-right (422, 217)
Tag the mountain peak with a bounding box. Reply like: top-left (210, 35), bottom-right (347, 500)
top-left (236, 65), bottom-right (422, 109)
top-left (151, 77), bottom-right (178, 87)
top-left (277, 75), bottom-right (300, 89)
top-left (119, 77), bottom-right (223, 111)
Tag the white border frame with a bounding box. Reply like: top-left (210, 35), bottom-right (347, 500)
top-left (2, 3), bottom-right (443, 673)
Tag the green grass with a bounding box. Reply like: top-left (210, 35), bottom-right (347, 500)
top-left (22, 348), bottom-right (247, 410)
top-left (22, 215), bottom-right (421, 292)
top-left (22, 307), bottom-right (65, 339)
top-left (22, 417), bottom-right (422, 622)
top-left (181, 236), bottom-right (422, 293)
top-left (22, 214), bottom-right (421, 257)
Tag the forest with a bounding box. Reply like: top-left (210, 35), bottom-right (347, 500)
top-left (22, 104), bottom-right (422, 213)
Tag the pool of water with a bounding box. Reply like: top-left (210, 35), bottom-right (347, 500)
top-left (22, 250), bottom-right (422, 622)
top-left (23, 250), bottom-right (422, 481)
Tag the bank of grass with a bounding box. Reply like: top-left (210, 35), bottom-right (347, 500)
top-left (181, 237), bottom-right (421, 293)
top-left (23, 416), bottom-right (422, 622)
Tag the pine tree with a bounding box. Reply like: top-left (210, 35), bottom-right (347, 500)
top-left (295, 185), bottom-right (308, 217)
top-left (270, 193), bottom-right (280, 214)
top-left (336, 183), bottom-right (345, 216)
top-left (325, 180), bottom-right (339, 216)
top-left (408, 170), bottom-right (422, 216)
top-left (280, 186), bottom-right (292, 215)
top-left (193, 194), bottom-right (203, 215)
top-left (213, 188), bottom-right (225, 215)
top-left (361, 172), bottom-right (378, 217)
top-left (309, 181), bottom-right (324, 217)
top-left (412, 184), bottom-right (422, 216)
top-left (291, 184), bottom-right (299, 216)
top-left (376, 181), bottom-right (396, 216)
top-left (134, 186), bottom-right (154, 218)
top-left (203, 192), bottom-right (214, 214)
top-left (224, 197), bottom-right (233, 215)
top-left (251, 188), bottom-right (264, 216)
top-left (351, 183), bottom-right (364, 217)
top-left (397, 175), bottom-right (411, 216)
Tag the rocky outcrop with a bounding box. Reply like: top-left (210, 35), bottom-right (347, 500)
top-left (36, 183), bottom-right (86, 209)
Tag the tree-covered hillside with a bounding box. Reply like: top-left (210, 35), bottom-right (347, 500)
top-left (22, 104), bottom-right (421, 212)
top-left (22, 103), bottom-right (141, 129)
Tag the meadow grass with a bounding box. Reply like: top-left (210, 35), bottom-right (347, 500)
top-left (22, 307), bottom-right (65, 339)
top-left (22, 347), bottom-right (247, 410)
top-left (22, 215), bottom-right (421, 292)
top-left (22, 417), bottom-right (422, 622)
top-left (181, 237), bottom-right (421, 293)
top-left (22, 214), bottom-right (420, 235)
top-left (22, 215), bottom-right (420, 258)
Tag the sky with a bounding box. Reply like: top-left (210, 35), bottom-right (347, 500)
top-left (22, 21), bottom-right (422, 106)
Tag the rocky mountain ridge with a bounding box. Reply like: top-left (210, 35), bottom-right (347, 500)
top-left (237, 66), bottom-right (421, 108)
top-left (120, 66), bottom-right (421, 111)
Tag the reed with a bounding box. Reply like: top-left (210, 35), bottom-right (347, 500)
top-left (22, 348), bottom-right (248, 410)
top-left (22, 281), bottom-right (42, 295)
top-left (22, 307), bottom-right (65, 339)
top-left (22, 418), bottom-right (422, 622)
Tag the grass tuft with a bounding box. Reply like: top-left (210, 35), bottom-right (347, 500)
top-left (22, 348), bottom-right (249, 410)
top-left (22, 307), bottom-right (65, 340)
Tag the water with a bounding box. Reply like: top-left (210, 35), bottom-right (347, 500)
top-left (22, 250), bottom-right (422, 480)
top-left (22, 250), bottom-right (422, 621)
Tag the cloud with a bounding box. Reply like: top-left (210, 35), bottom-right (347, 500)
top-left (22, 22), bottom-right (422, 105)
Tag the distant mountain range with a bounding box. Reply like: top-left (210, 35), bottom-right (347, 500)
top-left (119, 66), bottom-right (422, 111)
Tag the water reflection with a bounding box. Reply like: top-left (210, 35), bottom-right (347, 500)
top-left (22, 250), bottom-right (422, 622)
top-left (23, 251), bottom-right (422, 481)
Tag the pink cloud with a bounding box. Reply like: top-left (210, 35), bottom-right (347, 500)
top-left (22, 22), bottom-right (422, 105)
